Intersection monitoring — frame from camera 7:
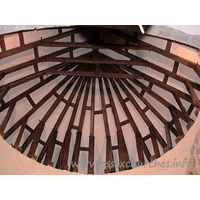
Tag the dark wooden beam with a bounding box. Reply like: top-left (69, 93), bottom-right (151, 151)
top-left (98, 77), bottom-right (116, 173)
top-left (4, 75), bottom-right (72, 141)
top-left (169, 105), bottom-right (185, 141)
top-left (107, 47), bottom-right (200, 92)
top-left (13, 116), bottom-right (29, 149)
top-left (0, 36), bottom-right (6, 52)
top-left (0, 86), bottom-right (9, 102)
top-left (184, 80), bottom-right (200, 108)
top-left (103, 77), bottom-right (132, 171)
top-left (163, 122), bottom-right (173, 153)
top-left (105, 28), bottom-right (200, 75)
top-left (18, 32), bottom-right (25, 46)
top-left (47, 70), bottom-right (144, 79)
top-left (172, 91), bottom-right (192, 123)
top-left (149, 125), bottom-right (161, 159)
top-left (41, 56), bottom-right (147, 66)
top-left (0, 102), bottom-right (16, 136)
top-left (107, 65), bottom-right (167, 149)
top-left (33, 47), bottom-right (44, 82)
top-left (88, 77), bottom-right (95, 174)
top-left (58, 77), bottom-right (87, 170)
top-left (165, 40), bottom-right (172, 53)
top-left (0, 28), bottom-right (86, 59)
top-left (132, 79), bottom-right (188, 123)
top-left (39, 41), bottom-right (152, 50)
top-left (70, 78), bottom-right (91, 172)
top-left (104, 70), bottom-right (151, 163)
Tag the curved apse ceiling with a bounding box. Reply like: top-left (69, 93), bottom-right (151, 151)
top-left (0, 26), bottom-right (200, 175)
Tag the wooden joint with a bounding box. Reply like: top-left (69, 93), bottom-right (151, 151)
top-left (112, 145), bottom-right (118, 150)
top-left (80, 147), bottom-right (89, 151)
top-left (86, 106), bottom-right (91, 110)
top-left (150, 155), bottom-right (156, 162)
top-left (120, 119), bottom-right (129, 126)
top-left (143, 134), bottom-right (151, 141)
top-left (30, 154), bottom-right (38, 160)
top-left (142, 106), bottom-right (149, 113)
top-left (165, 40), bottom-right (172, 53)
top-left (175, 135), bottom-right (184, 144)
top-left (47, 161), bottom-right (54, 167)
top-left (124, 97), bottom-right (129, 103)
top-left (105, 103), bottom-right (111, 108)
top-left (12, 145), bottom-right (22, 152)
top-left (163, 146), bottom-right (172, 154)
top-left (186, 121), bottom-right (194, 130)
top-left (0, 72), bottom-right (5, 80)
top-left (195, 108), bottom-right (200, 117)
top-left (94, 110), bottom-right (102, 115)
top-left (72, 125), bottom-right (78, 130)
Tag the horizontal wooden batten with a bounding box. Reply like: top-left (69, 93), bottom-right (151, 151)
top-left (39, 41), bottom-right (152, 50)
top-left (41, 57), bottom-right (147, 66)
top-left (0, 28), bottom-right (86, 59)
top-left (47, 70), bottom-right (144, 79)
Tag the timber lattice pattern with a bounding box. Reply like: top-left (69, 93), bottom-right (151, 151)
top-left (0, 26), bottom-right (200, 174)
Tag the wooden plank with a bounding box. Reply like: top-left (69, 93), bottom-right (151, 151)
top-left (13, 116), bottom-right (28, 149)
top-left (47, 70), bottom-right (144, 79)
top-left (18, 32), bottom-right (25, 46)
top-left (88, 135), bottom-right (95, 174)
top-left (70, 35), bottom-right (74, 58)
top-left (0, 102), bottom-right (16, 136)
top-left (41, 75), bottom-right (85, 164)
top-left (0, 86), bottom-right (9, 102)
top-left (184, 80), bottom-right (200, 108)
top-left (111, 72), bottom-right (167, 149)
top-left (0, 73), bottom-right (60, 112)
top-left (172, 91), bottom-right (192, 123)
top-left (149, 125), bottom-right (160, 158)
top-left (163, 75), bottom-right (169, 84)
top-left (103, 77), bottom-right (131, 171)
top-left (194, 65), bottom-right (200, 77)
top-left (41, 56), bottom-right (147, 66)
top-left (163, 122), bottom-right (173, 153)
top-left (0, 72), bottom-right (5, 80)
top-left (4, 75), bottom-right (72, 141)
top-left (120, 64), bottom-right (193, 105)
top-left (103, 42), bottom-right (200, 91)
top-left (105, 28), bottom-right (200, 72)
top-left (172, 61), bottom-right (179, 74)
top-left (41, 76), bottom-right (80, 123)
top-left (132, 79), bottom-right (191, 122)
top-left (27, 121), bottom-right (45, 158)
top-left (169, 106), bottom-right (185, 138)
top-left (99, 77), bottom-right (116, 173)
top-left (106, 74), bottom-right (151, 163)
top-left (0, 28), bottom-right (86, 59)
top-left (42, 129), bottom-right (58, 166)
top-left (120, 119), bottom-right (129, 126)
top-left (88, 77), bottom-right (96, 174)
top-left (0, 36), bottom-right (6, 52)
top-left (39, 41), bottom-right (152, 50)
top-left (79, 147), bottom-right (90, 151)
top-left (70, 78), bottom-right (91, 172)
top-left (26, 94), bottom-right (36, 107)
top-left (53, 77), bottom-right (84, 130)
top-left (165, 40), bottom-right (172, 53)
top-left (58, 27), bottom-right (62, 34)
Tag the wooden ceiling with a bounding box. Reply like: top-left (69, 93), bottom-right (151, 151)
top-left (0, 26), bottom-right (200, 174)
